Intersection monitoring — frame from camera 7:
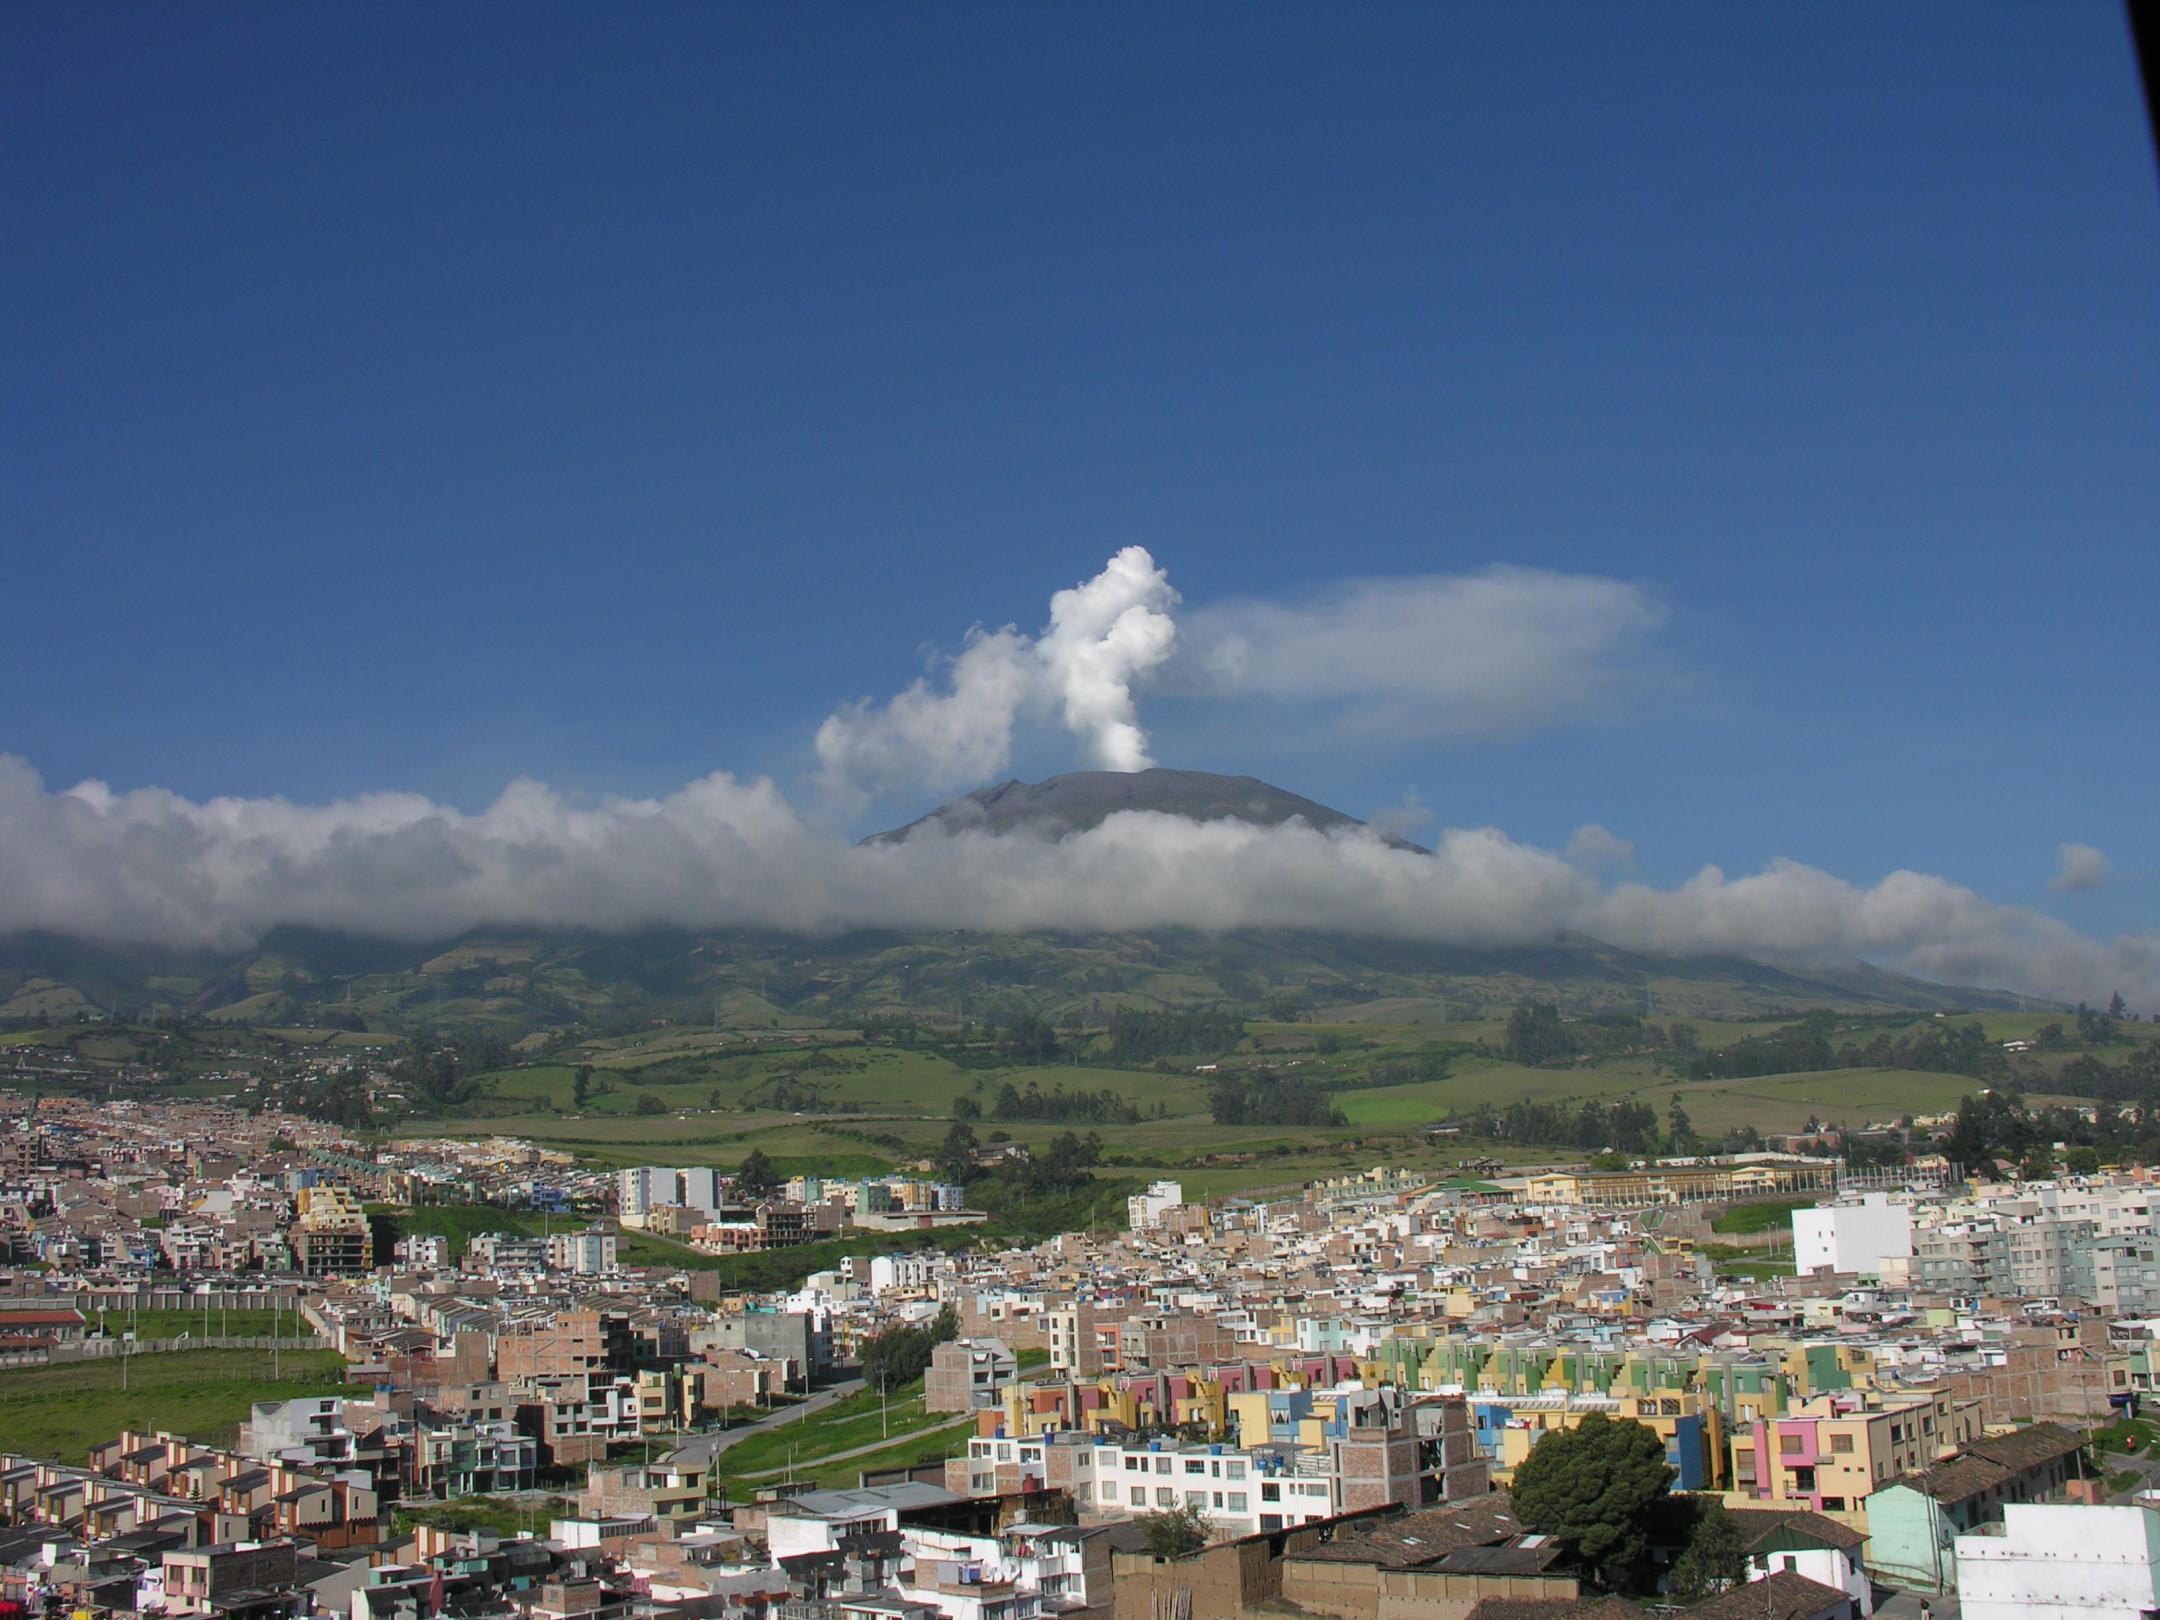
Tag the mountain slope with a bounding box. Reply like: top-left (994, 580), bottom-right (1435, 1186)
top-left (867, 768), bottom-right (1426, 850)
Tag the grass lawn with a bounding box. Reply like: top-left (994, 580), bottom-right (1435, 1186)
top-left (1711, 1253), bottom-right (1797, 1281)
top-left (713, 1378), bottom-right (954, 1479)
top-left (2093, 1415), bottom-right (2160, 1456)
top-left (397, 1496), bottom-right (576, 1537)
top-left (86, 1308), bottom-right (297, 1340)
top-left (729, 1421), bottom-right (976, 1496)
top-left (0, 1348), bottom-right (349, 1462)
top-left (1713, 1198), bottom-right (1817, 1235)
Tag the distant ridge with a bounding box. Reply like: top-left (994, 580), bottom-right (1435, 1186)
top-left (865, 767), bottom-right (1429, 851)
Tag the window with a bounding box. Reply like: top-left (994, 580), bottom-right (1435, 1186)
top-left (1156, 1458), bottom-right (1172, 1475)
top-left (1830, 1435), bottom-right (1854, 1454)
top-left (1130, 1488), bottom-right (1145, 1507)
top-left (1155, 1487), bottom-right (1174, 1506)
top-left (1227, 1492), bottom-right (1247, 1512)
top-left (1779, 1435), bottom-right (1806, 1455)
top-left (1225, 1461), bottom-right (1245, 1479)
top-left (1185, 1459), bottom-right (1205, 1475)
top-left (1822, 1496), bottom-right (1845, 1511)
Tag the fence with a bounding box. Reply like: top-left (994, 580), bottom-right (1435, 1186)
top-left (0, 1332), bottom-right (327, 1370)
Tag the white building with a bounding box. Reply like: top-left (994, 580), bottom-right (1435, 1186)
top-left (678, 1166), bottom-right (724, 1214)
top-left (1127, 1180), bottom-right (1184, 1232)
top-left (392, 1234), bottom-right (450, 1269)
top-left (1956, 1502), bottom-right (2160, 1620)
top-left (1793, 1193), bottom-right (1913, 1280)
top-left (868, 1253), bottom-right (935, 1296)
top-left (618, 1166), bottom-right (664, 1226)
top-left (546, 1228), bottom-right (617, 1275)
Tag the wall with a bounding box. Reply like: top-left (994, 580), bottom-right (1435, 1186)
top-left (1957, 1503), bottom-right (2160, 1620)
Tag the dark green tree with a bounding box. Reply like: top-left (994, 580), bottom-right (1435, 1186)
top-left (735, 1148), bottom-right (782, 1199)
top-left (1510, 1413), bottom-right (1672, 1584)
top-left (1666, 1498), bottom-right (1749, 1602)
top-left (936, 1121), bottom-right (979, 1185)
top-left (1135, 1501), bottom-right (1210, 1559)
top-left (572, 1065), bottom-right (594, 1110)
top-left (1503, 1003), bottom-right (1578, 1066)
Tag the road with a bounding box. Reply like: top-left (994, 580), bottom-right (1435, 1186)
top-left (663, 1377), bottom-right (866, 1466)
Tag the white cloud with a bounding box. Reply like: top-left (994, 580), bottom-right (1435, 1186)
top-left (814, 546), bottom-right (1177, 802)
top-left (1564, 824), bottom-right (1635, 867)
top-left (1168, 565), bottom-right (1669, 737)
top-left (2051, 842), bottom-right (2112, 893)
top-left (3, 752), bottom-right (2155, 1011)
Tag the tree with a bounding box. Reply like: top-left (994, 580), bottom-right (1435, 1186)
top-left (952, 1094), bottom-right (982, 1122)
top-left (936, 1122), bottom-right (979, 1185)
top-left (572, 1065), bottom-right (593, 1110)
top-left (1135, 1502), bottom-right (1210, 1559)
top-left (1666, 1498), bottom-right (1750, 1601)
top-left (735, 1148), bottom-right (782, 1200)
top-left (1510, 1413), bottom-right (1672, 1583)
top-left (2066, 1145), bottom-right (2102, 1176)
top-left (634, 1092), bottom-right (668, 1116)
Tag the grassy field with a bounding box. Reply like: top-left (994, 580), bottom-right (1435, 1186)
top-left (1712, 1198), bottom-right (1816, 1236)
top-left (0, 1349), bottom-right (349, 1462)
top-left (713, 1377), bottom-right (956, 1480)
top-left (732, 1421), bottom-right (977, 1495)
top-left (84, 1307), bottom-right (297, 1339)
top-left (396, 1496), bottom-right (576, 1537)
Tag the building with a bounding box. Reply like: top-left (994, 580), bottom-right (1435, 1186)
top-left (926, 1339), bottom-right (1018, 1413)
top-left (1729, 1389), bottom-right (1982, 1516)
top-left (162, 1541), bottom-right (301, 1620)
top-left (1519, 1155), bottom-right (1837, 1209)
top-left (696, 1305), bottom-right (829, 1386)
top-left (1793, 1195), bottom-right (1913, 1281)
top-left (290, 1187), bottom-right (373, 1276)
top-left (1729, 1509), bottom-right (1873, 1616)
top-left (1956, 1501), bottom-right (2160, 1620)
top-left (1043, 1304), bottom-right (1103, 1377)
top-left (1864, 1423), bottom-right (2088, 1592)
top-left (546, 1228), bottom-right (617, 1275)
top-left (1127, 1181), bottom-right (1184, 1232)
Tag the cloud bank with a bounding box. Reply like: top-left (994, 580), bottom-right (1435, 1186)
top-left (2, 752), bottom-right (2153, 1010)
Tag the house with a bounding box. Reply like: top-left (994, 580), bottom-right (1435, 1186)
top-left (1727, 1508), bottom-right (1872, 1616)
top-left (1863, 1422), bottom-right (2087, 1593)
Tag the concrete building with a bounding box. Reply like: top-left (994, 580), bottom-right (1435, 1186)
top-left (1956, 1501), bottom-right (2160, 1620)
top-left (1865, 1423), bottom-right (2087, 1593)
top-left (1729, 1389), bottom-right (1982, 1516)
top-left (926, 1338), bottom-right (1018, 1412)
top-left (289, 1187), bottom-right (373, 1277)
top-left (1043, 1303), bottom-right (1103, 1376)
top-left (695, 1304), bottom-right (829, 1386)
top-left (162, 1541), bottom-right (301, 1620)
top-left (1793, 1194), bottom-right (1912, 1281)
top-left (1127, 1181), bottom-right (1184, 1232)
top-left (545, 1228), bottom-right (617, 1275)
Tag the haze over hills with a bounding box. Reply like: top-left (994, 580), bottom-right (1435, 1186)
top-left (866, 768), bottom-right (1428, 851)
top-left (0, 767), bottom-right (2055, 1035)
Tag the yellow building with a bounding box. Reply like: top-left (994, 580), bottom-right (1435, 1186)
top-left (1728, 1389), bottom-right (1982, 1517)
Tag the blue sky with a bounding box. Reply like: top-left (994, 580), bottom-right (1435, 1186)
top-left (5, 1), bottom-right (2157, 947)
